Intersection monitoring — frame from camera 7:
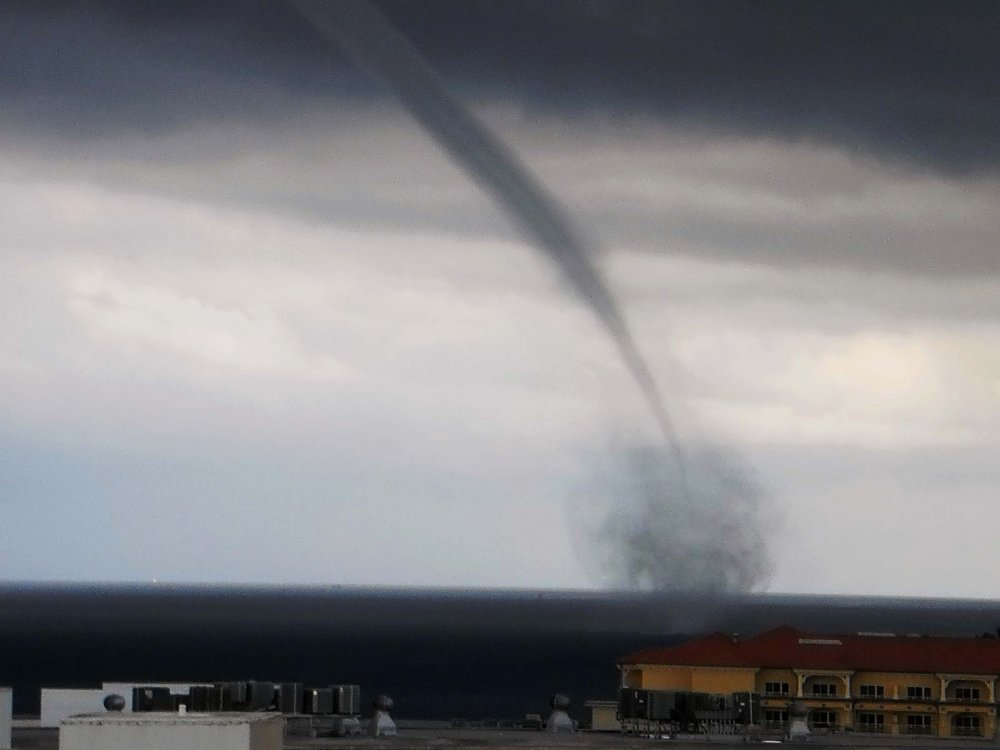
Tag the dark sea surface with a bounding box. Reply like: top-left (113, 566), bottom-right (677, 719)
top-left (4, 584), bottom-right (1000, 718)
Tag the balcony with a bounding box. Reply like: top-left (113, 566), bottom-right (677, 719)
top-left (952, 727), bottom-right (983, 738)
top-left (808, 722), bottom-right (839, 731)
top-left (856, 724), bottom-right (886, 733)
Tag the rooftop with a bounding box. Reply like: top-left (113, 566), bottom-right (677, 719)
top-left (621, 625), bottom-right (1000, 674)
top-left (60, 712), bottom-right (282, 726)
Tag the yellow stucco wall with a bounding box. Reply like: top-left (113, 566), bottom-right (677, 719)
top-left (637, 666), bottom-right (692, 690)
top-left (938, 706), bottom-right (994, 738)
top-left (623, 669), bottom-right (643, 688)
top-left (756, 669), bottom-right (795, 695)
top-left (798, 700), bottom-right (848, 726)
top-left (853, 671), bottom-right (938, 700)
top-left (691, 669), bottom-right (756, 693)
top-left (634, 665), bottom-right (757, 692)
top-left (801, 674), bottom-right (850, 697)
top-left (629, 662), bottom-right (998, 738)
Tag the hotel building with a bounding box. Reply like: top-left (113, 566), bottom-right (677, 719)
top-left (620, 625), bottom-right (1000, 738)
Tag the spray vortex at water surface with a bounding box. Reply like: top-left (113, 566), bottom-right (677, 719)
top-left (575, 442), bottom-right (775, 593)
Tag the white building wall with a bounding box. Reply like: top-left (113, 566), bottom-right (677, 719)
top-left (43, 684), bottom-right (199, 727)
top-left (101, 681), bottom-right (198, 701)
top-left (40, 690), bottom-right (107, 729)
top-left (60, 713), bottom-right (282, 750)
top-left (248, 715), bottom-right (285, 748)
top-left (0, 687), bottom-right (12, 750)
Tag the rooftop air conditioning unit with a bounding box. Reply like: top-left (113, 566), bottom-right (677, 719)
top-left (304, 688), bottom-right (334, 715)
top-left (333, 685), bottom-right (361, 715)
top-left (277, 683), bottom-right (303, 714)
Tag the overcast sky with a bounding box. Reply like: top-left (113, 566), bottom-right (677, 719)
top-left (1, 0), bottom-right (998, 597)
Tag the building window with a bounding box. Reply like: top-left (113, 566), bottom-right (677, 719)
top-left (809, 710), bottom-right (838, 728)
top-left (764, 710), bottom-right (788, 728)
top-left (811, 683), bottom-right (837, 697)
top-left (906, 686), bottom-right (932, 701)
top-left (859, 684), bottom-right (884, 699)
top-left (856, 712), bottom-right (885, 732)
top-left (764, 682), bottom-right (789, 696)
top-left (954, 687), bottom-right (980, 702)
top-left (953, 714), bottom-right (982, 737)
top-left (906, 715), bottom-right (932, 735)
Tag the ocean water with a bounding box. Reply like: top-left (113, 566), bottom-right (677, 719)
top-left (4, 584), bottom-right (999, 717)
top-left (0, 585), bottom-right (673, 717)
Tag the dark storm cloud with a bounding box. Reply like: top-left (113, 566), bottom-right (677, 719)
top-left (286, 0), bottom-right (686, 459)
top-left (3, 0), bottom-right (998, 172)
top-left (0, 0), bottom-right (353, 135)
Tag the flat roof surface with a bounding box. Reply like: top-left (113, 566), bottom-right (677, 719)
top-left (14, 727), bottom-right (1000, 750)
top-left (61, 712), bottom-right (281, 726)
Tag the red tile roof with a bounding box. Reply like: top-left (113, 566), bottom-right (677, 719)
top-left (621, 625), bottom-right (1000, 674)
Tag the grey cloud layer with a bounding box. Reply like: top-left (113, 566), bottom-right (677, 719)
top-left (1, 166), bottom-right (997, 591)
top-left (2, 1), bottom-right (997, 593)
top-left (3, 1), bottom-right (998, 173)
top-left (5, 1), bottom-right (996, 280)
top-left (7, 113), bottom-right (997, 279)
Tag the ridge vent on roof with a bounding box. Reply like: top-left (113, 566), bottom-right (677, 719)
top-left (798, 638), bottom-right (842, 646)
top-left (858, 632), bottom-right (897, 637)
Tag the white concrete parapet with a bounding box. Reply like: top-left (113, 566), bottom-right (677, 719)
top-left (1, 687), bottom-right (12, 750)
top-left (60, 712), bottom-right (282, 750)
top-left (40, 689), bottom-right (108, 728)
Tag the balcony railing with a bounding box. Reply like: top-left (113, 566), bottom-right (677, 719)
top-left (856, 724), bottom-right (886, 733)
top-left (952, 727), bottom-right (983, 737)
top-left (904, 725), bottom-right (933, 735)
